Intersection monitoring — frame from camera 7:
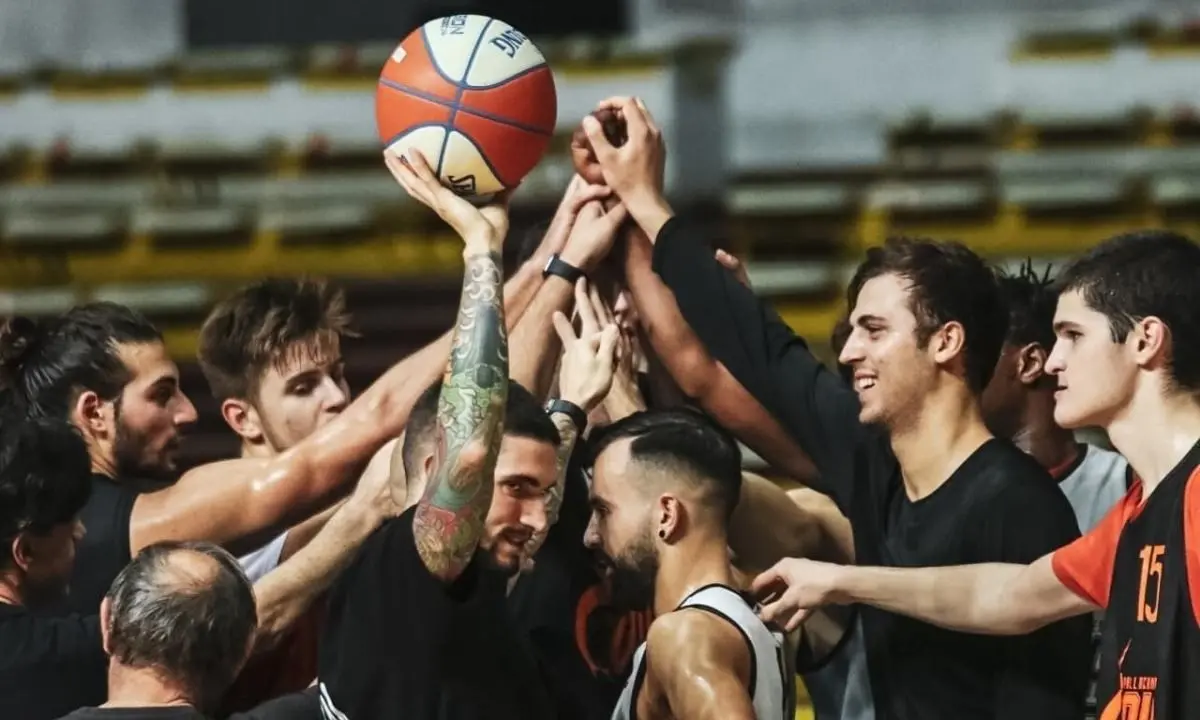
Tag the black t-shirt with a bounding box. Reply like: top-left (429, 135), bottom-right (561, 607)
top-left (507, 449), bottom-right (653, 720)
top-left (65, 474), bottom-right (140, 616)
top-left (56, 687), bottom-right (321, 720)
top-left (318, 506), bottom-right (553, 720)
top-left (0, 603), bottom-right (107, 719)
top-left (652, 216), bottom-right (1093, 720)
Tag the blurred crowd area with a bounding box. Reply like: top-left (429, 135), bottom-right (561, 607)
top-left (2, 2), bottom-right (1200, 709)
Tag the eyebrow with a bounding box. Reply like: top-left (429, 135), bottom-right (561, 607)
top-left (855, 314), bottom-right (887, 327)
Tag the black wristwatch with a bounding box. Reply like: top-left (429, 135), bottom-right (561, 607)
top-left (546, 398), bottom-right (588, 435)
top-left (542, 253), bottom-right (585, 284)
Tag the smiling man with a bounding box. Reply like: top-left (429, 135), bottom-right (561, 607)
top-left (575, 95), bottom-right (1092, 719)
top-left (753, 230), bottom-right (1200, 720)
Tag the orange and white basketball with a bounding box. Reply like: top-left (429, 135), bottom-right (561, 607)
top-left (376, 15), bottom-right (558, 197)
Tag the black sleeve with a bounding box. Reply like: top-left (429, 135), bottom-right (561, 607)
top-left (651, 216), bottom-right (864, 508)
top-left (227, 687), bottom-right (321, 720)
top-left (981, 481), bottom-right (1091, 720)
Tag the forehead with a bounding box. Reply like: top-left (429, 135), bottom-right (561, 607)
top-left (116, 342), bottom-right (178, 386)
top-left (494, 434), bottom-right (558, 488)
top-left (1053, 289), bottom-right (1106, 327)
top-left (263, 335), bottom-right (344, 381)
top-left (851, 273), bottom-right (914, 322)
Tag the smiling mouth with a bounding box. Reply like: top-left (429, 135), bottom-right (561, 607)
top-left (855, 378), bottom-right (877, 392)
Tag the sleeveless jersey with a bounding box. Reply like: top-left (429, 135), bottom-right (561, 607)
top-left (1054, 441), bottom-right (1200, 720)
top-left (611, 584), bottom-right (794, 720)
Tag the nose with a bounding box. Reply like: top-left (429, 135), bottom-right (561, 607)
top-left (1045, 339), bottom-right (1066, 376)
top-left (583, 514), bottom-right (600, 550)
top-left (175, 391), bottom-right (198, 426)
top-left (838, 329), bottom-right (865, 367)
top-left (323, 377), bottom-right (349, 414)
top-left (523, 496), bottom-right (548, 536)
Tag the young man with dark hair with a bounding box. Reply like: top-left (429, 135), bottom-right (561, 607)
top-left (753, 229), bottom-right (1200, 720)
top-left (982, 262), bottom-right (1129, 531)
top-left (982, 262), bottom-right (1130, 720)
top-left (0, 415), bottom-right (105, 720)
top-left (585, 408), bottom-right (793, 720)
top-left (580, 96), bottom-right (1091, 719)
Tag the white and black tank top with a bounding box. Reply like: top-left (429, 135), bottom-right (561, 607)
top-left (611, 584), bottom-right (795, 720)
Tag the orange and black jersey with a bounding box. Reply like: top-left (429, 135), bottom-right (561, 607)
top-left (1053, 441), bottom-right (1200, 720)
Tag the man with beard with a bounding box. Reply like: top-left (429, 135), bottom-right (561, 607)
top-left (0, 415), bottom-right (101, 719)
top-left (584, 408), bottom-right (794, 720)
top-left (318, 149), bottom-right (615, 719)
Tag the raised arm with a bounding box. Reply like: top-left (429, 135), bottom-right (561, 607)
top-left (622, 225), bottom-right (820, 484)
top-left (398, 151), bottom-right (513, 583)
top-left (508, 184), bottom-right (625, 399)
top-left (646, 611), bottom-right (757, 720)
top-left (251, 455), bottom-right (397, 652)
top-left (581, 98), bottom-right (861, 492)
top-left (517, 282), bottom-right (619, 571)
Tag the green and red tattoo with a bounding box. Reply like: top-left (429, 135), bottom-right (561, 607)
top-left (413, 249), bottom-right (509, 582)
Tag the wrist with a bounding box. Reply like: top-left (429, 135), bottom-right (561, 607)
top-left (557, 245), bottom-right (597, 274)
top-left (622, 190), bottom-right (673, 242)
top-left (546, 397), bottom-right (589, 433)
top-left (463, 233), bottom-right (502, 256)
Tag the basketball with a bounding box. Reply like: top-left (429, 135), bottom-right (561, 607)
top-left (376, 15), bottom-right (558, 198)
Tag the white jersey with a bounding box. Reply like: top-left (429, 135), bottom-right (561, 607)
top-left (237, 531), bottom-right (289, 582)
top-left (1058, 444), bottom-right (1129, 534)
top-left (611, 584), bottom-right (794, 720)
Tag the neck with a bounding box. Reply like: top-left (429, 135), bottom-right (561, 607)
top-left (91, 453), bottom-right (116, 479)
top-left (1013, 391), bottom-right (1079, 474)
top-left (890, 383), bottom-right (993, 500)
top-left (103, 664), bottom-right (193, 710)
top-left (1107, 387), bottom-right (1200, 496)
top-left (240, 441), bottom-right (277, 459)
top-left (653, 533), bottom-right (735, 617)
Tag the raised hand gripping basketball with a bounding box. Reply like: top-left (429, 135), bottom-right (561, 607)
top-left (385, 148), bottom-right (511, 249)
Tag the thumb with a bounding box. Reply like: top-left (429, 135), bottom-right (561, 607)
top-left (581, 115), bottom-right (615, 159)
top-left (750, 565), bottom-right (784, 597)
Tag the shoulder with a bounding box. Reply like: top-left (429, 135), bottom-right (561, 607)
top-left (647, 608), bottom-right (749, 669)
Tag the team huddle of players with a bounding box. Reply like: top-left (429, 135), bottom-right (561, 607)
top-left (1, 95), bottom-right (1198, 720)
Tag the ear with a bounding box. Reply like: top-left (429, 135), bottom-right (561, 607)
top-left (931, 321), bottom-right (967, 366)
top-left (1015, 342), bottom-right (1048, 386)
top-left (74, 389), bottom-right (110, 439)
top-left (1131, 316), bottom-right (1170, 370)
top-left (656, 494), bottom-right (683, 543)
top-left (99, 597), bottom-right (114, 655)
top-left (10, 534), bottom-right (31, 574)
top-left (221, 398), bottom-right (263, 443)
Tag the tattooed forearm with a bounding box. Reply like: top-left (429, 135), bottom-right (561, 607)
top-left (521, 412), bottom-right (580, 562)
top-left (414, 250), bottom-right (509, 582)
